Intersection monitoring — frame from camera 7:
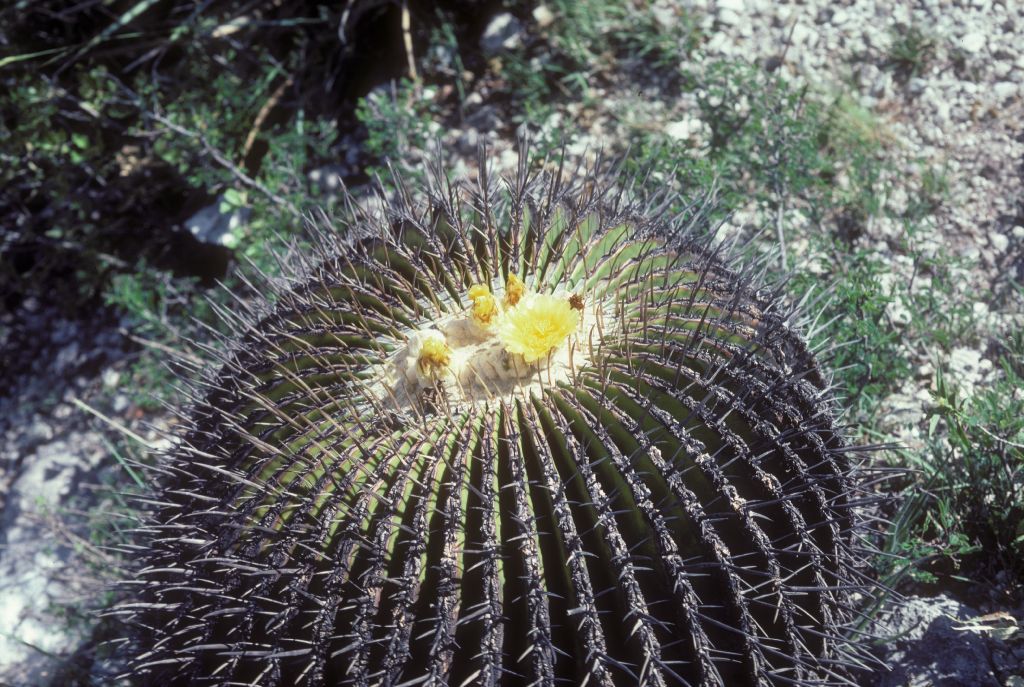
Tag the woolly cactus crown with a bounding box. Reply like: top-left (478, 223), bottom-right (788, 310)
top-left (119, 148), bottom-right (880, 686)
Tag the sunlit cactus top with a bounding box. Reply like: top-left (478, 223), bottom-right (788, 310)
top-left (119, 149), bottom-right (880, 687)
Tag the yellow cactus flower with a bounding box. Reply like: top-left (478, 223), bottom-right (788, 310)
top-left (498, 293), bottom-right (580, 363)
top-left (468, 283), bottom-right (499, 326)
top-left (504, 274), bottom-right (526, 308)
top-left (416, 331), bottom-right (451, 376)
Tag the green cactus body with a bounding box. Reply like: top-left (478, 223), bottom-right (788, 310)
top-left (123, 156), bottom-right (875, 686)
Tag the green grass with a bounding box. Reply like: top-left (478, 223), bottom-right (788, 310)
top-left (925, 337), bottom-right (1024, 578)
top-left (886, 24), bottom-right (937, 82)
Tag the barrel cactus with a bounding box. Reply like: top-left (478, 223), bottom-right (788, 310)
top-left (120, 151), bottom-right (878, 686)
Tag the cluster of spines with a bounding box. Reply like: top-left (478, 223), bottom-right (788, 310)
top-left (113, 150), bottom-right (888, 686)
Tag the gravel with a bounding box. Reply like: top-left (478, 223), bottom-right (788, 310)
top-left (0, 300), bottom-right (160, 684)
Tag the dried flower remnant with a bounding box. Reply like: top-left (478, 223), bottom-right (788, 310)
top-left (503, 273), bottom-right (526, 307)
top-left (468, 283), bottom-right (499, 327)
top-left (413, 330), bottom-right (451, 377)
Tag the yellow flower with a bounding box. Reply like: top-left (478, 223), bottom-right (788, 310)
top-left (503, 274), bottom-right (526, 308)
top-left (468, 283), bottom-right (499, 326)
top-left (498, 293), bottom-right (580, 363)
top-left (416, 331), bottom-right (451, 376)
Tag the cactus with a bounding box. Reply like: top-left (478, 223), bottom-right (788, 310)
top-left (120, 151), bottom-right (880, 686)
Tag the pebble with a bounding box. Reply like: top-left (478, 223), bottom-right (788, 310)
top-left (717, 8), bottom-right (741, 26)
top-left (993, 81), bottom-right (1018, 101)
top-left (185, 198), bottom-right (249, 248)
top-left (790, 22), bottom-right (814, 47)
top-left (664, 117), bottom-right (702, 141)
top-left (308, 165), bottom-right (349, 194)
top-left (480, 13), bottom-right (523, 56)
top-left (54, 341), bottom-right (80, 374)
top-left (532, 5), bottom-right (555, 29)
top-left (101, 368), bottom-right (121, 389)
top-left (112, 394), bottom-right (130, 414)
top-left (961, 31), bottom-right (986, 53)
top-left (25, 418), bottom-right (53, 445)
top-left (0, 431), bottom-right (109, 680)
top-left (947, 346), bottom-right (994, 397)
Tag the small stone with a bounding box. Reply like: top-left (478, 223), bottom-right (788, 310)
top-left (877, 388), bottom-right (931, 431)
top-left (455, 128), bottom-right (479, 156)
top-left (102, 368), bottom-right (121, 389)
top-left (961, 31), bottom-right (986, 53)
top-left (871, 71), bottom-right (892, 98)
top-left (886, 297), bottom-right (913, 327)
top-left (717, 0), bottom-right (745, 12)
top-left (185, 199), bottom-right (249, 248)
top-left (1013, 226), bottom-right (1024, 240)
top-left (309, 165), bottom-right (347, 194)
top-left (947, 347), bottom-right (993, 397)
top-left (705, 32), bottom-right (732, 55)
top-left (532, 4), bottom-right (555, 28)
top-left (466, 104), bottom-right (499, 131)
top-left (990, 232), bottom-right (1009, 252)
top-left (718, 8), bottom-right (741, 25)
top-left (993, 81), bottom-right (1018, 101)
top-left (54, 342), bottom-right (79, 374)
top-left (497, 148), bottom-right (518, 172)
top-left (790, 22), bottom-right (814, 46)
top-left (887, 187), bottom-right (910, 216)
top-left (650, 2), bottom-right (677, 29)
top-left (480, 13), bottom-right (523, 56)
top-left (961, 242), bottom-right (981, 262)
top-left (25, 418), bottom-right (53, 445)
top-left (875, 595), bottom-right (1001, 687)
top-left (664, 117), bottom-right (701, 141)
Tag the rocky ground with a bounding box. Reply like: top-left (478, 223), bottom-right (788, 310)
top-left (0, 302), bottom-right (165, 685)
top-left (693, 0), bottom-right (1024, 450)
top-left (1, 1), bottom-right (1022, 685)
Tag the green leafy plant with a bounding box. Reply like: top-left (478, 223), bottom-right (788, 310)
top-left (102, 264), bottom-right (213, 409)
top-left (355, 78), bottom-right (438, 182)
top-left (791, 249), bottom-right (912, 422)
top-left (501, 0), bottom-right (701, 126)
top-left (886, 24), bottom-right (937, 82)
top-left (926, 346), bottom-right (1024, 579)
